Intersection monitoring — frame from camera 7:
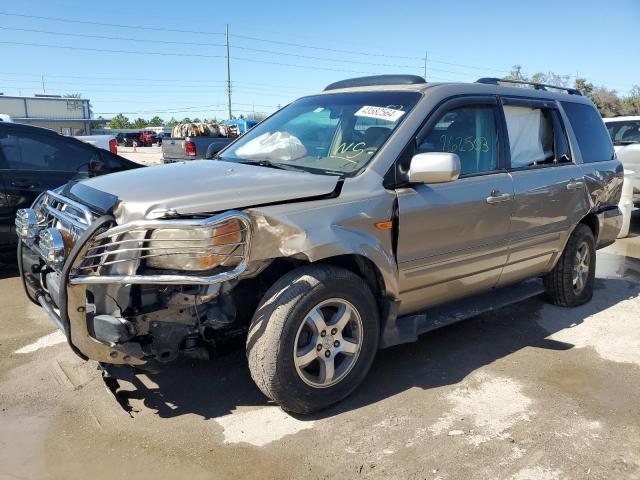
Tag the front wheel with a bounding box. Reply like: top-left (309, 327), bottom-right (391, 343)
top-left (543, 224), bottom-right (596, 307)
top-left (246, 265), bottom-right (379, 414)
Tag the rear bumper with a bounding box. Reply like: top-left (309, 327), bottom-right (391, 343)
top-left (595, 206), bottom-right (623, 249)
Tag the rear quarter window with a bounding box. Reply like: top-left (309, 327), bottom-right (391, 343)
top-left (561, 102), bottom-right (614, 163)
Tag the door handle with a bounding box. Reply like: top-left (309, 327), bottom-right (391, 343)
top-left (11, 180), bottom-right (40, 189)
top-left (566, 179), bottom-right (584, 190)
top-left (486, 191), bottom-right (512, 204)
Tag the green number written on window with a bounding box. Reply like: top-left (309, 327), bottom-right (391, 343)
top-left (440, 135), bottom-right (490, 153)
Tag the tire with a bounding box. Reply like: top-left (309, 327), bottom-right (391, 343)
top-left (543, 224), bottom-right (596, 307)
top-left (246, 264), bottom-right (380, 414)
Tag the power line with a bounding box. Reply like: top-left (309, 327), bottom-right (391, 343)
top-left (0, 41), bottom-right (226, 59)
top-left (0, 40), bottom-right (418, 75)
top-left (0, 11), bottom-right (224, 35)
top-left (0, 71), bottom-right (313, 91)
top-left (0, 26), bottom-right (424, 70)
top-left (1, 10), bottom-right (635, 90)
top-left (94, 103), bottom-right (275, 115)
top-left (230, 32), bottom-right (424, 61)
top-left (0, 25), bottom-right (226, 48)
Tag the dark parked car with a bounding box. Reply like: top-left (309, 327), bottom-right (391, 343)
top-left (0, 122), bottom-right (140, 248)
top-left (116, 132), bottom-right (142, 147)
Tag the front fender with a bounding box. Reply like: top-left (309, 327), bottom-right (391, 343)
top-left (246, 191), bottom-right (400, 297)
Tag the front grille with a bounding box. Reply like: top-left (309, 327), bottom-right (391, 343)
top-left (30, 191), bottom-right (96, 269)
top-left (39, 190), bottom-right (94, 240)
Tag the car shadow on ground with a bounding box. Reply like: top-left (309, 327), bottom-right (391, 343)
top-left (0, 250), bottom-right (19, 280)
top-left (117, 274), bottom-right (640, 421)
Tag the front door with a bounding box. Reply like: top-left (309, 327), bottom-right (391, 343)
top-left (396, 97), bottom-right (514, 315)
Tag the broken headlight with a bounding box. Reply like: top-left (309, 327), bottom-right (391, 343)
top-left (146, 219), bottom-right (244, 271)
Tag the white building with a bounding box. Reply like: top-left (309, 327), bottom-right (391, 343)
top-left (0, 94), bottom-right (98, 135)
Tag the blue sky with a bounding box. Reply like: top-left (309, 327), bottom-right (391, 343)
top-left (1, 0), bottom-right (638, 121)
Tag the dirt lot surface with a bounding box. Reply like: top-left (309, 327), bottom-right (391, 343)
top-left (117, 146), bottom-right (163, 166)
top-left (1, 217), bottom-right (639, 480)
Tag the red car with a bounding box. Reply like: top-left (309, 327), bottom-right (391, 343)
top-left (139, 130), bottom-right (157, 146)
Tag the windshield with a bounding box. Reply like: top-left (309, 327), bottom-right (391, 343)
top-left (606, 120), bottom-right (640, 145)
top-left (218, 91), bottom-right (421, 175)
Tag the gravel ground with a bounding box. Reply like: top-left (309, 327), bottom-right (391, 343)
top-left (117, 146), bottom-right (164, 166)
top-left (1, 217), bottom-right (639, 480)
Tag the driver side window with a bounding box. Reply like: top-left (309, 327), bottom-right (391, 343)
top-left (4, 132), bottom-right (98, 173)
top-left (417, 106), bottom-right (498, 176)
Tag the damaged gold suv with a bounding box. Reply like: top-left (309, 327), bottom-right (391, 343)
top-left (16, 75), bottom-right (623, 413)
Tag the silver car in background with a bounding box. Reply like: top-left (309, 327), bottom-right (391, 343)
top-left (16, 75), bottom-right (623, 413)
top-left (604, 116), bottom-right (640, 237)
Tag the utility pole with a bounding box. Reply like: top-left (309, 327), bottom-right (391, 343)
top-left (225, 24), bottom-right (232, 119)
top-left (41, 75), bottom-right (45, 93)
top-left (423, 51), bottom-right (427, 81)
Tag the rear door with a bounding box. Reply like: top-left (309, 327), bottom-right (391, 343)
top-left (497, 97), bottom-right (589, 286)
top-left (0, 127), bottom-right (100, 243)
top-left (560, 101), bottom-right (620, 212)
top-left (396, 96), bottom-right (514, 314)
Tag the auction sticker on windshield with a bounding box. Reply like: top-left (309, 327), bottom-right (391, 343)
top-left (355, 105), bottom-right (405, 122)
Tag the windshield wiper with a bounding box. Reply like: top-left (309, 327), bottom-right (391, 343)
top-left (238, 159), bottom-right (306, 172)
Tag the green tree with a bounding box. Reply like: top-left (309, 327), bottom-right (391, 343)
top-left (181, 117), bottom-right (193, 124)
top-left (530, 72), bottom-right (570, 87)
top-left (108, 113), bottom-right (131, 129)
top-left (147, 116), bottom-right (164, 127)
top-left (63, 93), bottom-right (82, 98)
top-left (165, 117), bottom-right (179, 127)
top-left (192, 117), bottom-right (201, 123)
top-left (575, 78), bottom-right (595, 97)
top-left (132, 117), bottom-right (148, 128)
top-left (501, 66), bottom-right (640, 116)
top-left (621, 86), bottom-right (640, 115)
top-left (501, 65), bottom-right (526, 86)
top-left (93, 115), bottom-right (107, 129)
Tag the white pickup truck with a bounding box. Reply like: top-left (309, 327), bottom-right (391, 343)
top-left (73, 134), bottom-right (118, 155)
top-left (604, 116), bottom-right (640, 237)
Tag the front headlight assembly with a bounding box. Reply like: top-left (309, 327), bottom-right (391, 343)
top-left (147, 218), bottom-right (245, 271)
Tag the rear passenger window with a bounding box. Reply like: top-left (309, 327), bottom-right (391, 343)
top-left (503, 105), bottom-right (570, 168)
top-left (417, 106), bottom-right (498, 176)
top-left (561, 102), bottom-right (614, 163)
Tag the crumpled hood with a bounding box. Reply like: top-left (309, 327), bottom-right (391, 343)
top-left (79, 160), bottom-right (340, 222)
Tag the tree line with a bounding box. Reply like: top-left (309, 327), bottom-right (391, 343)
top-left (503, 65), bottom-right (639, 117)
top-left (94, 69), bottom-right (638, 129)
top-left (101, 112), bottom-right (267, 129)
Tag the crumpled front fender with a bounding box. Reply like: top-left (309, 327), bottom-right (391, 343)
top-left (246, 190), bottom-right (400, 298)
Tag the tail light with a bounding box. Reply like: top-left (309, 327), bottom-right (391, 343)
top-left (109, 138), bottom-right (118, 154)
top-left (185, 141), bottom-right (196, 156)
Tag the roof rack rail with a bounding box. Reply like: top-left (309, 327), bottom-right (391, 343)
top-left (324, 74), bottom-right (426, 91)
top-left (475, 77), bottom-right (582, 96)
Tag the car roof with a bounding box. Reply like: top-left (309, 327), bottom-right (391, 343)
top-left (603, 116), bottom-right (640, 122)
top-left (312, 81), bottom-right (593, 105)
top-left (0, 121), bottom-right (60, 135)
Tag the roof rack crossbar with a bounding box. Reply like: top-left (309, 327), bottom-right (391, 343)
top-left (475, 77), bottom-right (582, 96)
top-left (324, 75), bottom-right (426, 91)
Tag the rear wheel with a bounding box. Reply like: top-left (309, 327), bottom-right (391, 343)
top-left (246, 265), bottom-right (379, 414)
top-left (543, 224), bottom-right (596, 307)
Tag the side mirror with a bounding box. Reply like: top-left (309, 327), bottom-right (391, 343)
top-left (408, 152), bottom-right (461, 184)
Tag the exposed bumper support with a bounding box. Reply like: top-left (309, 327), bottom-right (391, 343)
top-left (36, 294), bottom-right (65, 333)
